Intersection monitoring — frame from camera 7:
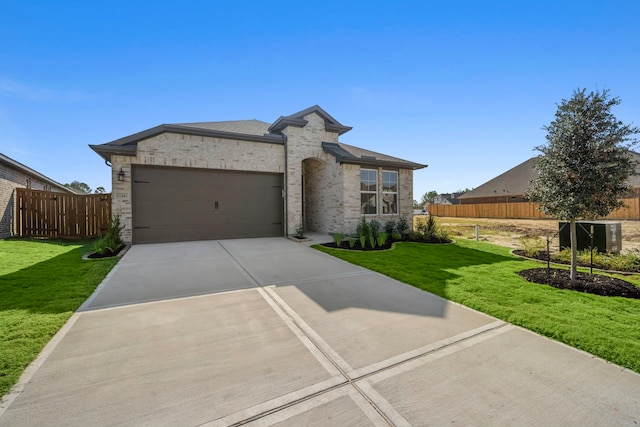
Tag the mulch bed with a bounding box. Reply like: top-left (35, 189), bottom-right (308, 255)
top-left (321, 241), bottom-right (394, 251)
top-left (519, 268), bottom-right (640, 299)
top-left (87, 244), bottom-right (126, 259)
top-left (321, 237), bottom-right (452, 251)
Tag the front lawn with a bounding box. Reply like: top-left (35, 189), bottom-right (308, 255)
top-left (0, 239), bottom-right (118, 398)
top-left (315, 239), bottom-right (640, 373)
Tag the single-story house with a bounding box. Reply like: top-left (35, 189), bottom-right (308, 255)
top-left (0, 152), bottom-right (75, 238)
top-left (459, 152), bottom-right (640, 204)
top-left (432, 193), bottom-right (464, 205)
top-left (90, 105), bottom-right (427, 244)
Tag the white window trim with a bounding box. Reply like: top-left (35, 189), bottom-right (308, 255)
top-left (360, 168), bottom-right (378, 215)
top-left (382, 170), bottom-right (399, 215)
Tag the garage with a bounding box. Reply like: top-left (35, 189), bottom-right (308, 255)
top-left (132, 166), bottom-right (284, 244)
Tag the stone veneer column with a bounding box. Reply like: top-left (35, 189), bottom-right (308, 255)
top-left (110, 156), bottom-right (133, 244)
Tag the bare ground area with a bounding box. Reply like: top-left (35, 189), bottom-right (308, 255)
top-left (424, 216), bottom-right (640, 254)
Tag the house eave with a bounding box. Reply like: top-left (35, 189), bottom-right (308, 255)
top-left (340, 158), bottom-right (428, 170)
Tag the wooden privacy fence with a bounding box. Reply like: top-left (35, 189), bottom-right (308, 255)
top-left (16, 189), bottom-right (112, 239)
top-left (429, 198), bottom-right (640, 220)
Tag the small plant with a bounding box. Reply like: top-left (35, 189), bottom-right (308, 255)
top-left (94, 215), bottom-right (124, 255)
top-left (369, 220), bottom-right (381, 237)
top-left (332, 233), bottom-right (345, 246)
top-left (520, 236), bottom-right (545, 257)
top-left (359, 233), bottom-right (367, 249)
top-left (377, 231), bottom-right (388, 247)
top-left (552, 247), bottom-right (640, 272)
top-left (357, 217), bottom-right (371, 248)
top-left (392, 232), bottom-right (402, 241)
top-left (294, 222), bottom-right (305, 238)
top-left (396, 216), bottom-right (409, 237)
top-left (368, 233), bottom-right (377, 248)
top-left (347, 236), bottom-right (357, 248)
top-left (384, 220), bottom-right (396, 239)
top-left (411, 215), bottom-right (451, 243)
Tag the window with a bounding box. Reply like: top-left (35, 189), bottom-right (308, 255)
top-left (360, 169), bottom-right (377, 215)
top-left (382, 171), bottom-right (398, 214)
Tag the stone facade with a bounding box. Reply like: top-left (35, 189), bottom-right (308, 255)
top-left (110, 133), bottom-right (285, 243)
top-left (95, 106), bottom-right (424, 244)
top-left (0, 160), bottom-right (70, 238)
top-left (282, 113), bottom-right (415, 235)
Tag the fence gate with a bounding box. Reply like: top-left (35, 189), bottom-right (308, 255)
top-left (15, 189), bottom-right (112, 239)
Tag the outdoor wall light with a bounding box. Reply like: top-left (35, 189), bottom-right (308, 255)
top-left (117, 168), bottom-right (125, 181)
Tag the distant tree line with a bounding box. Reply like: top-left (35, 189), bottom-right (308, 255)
top-left (63, 180), bottom-right (106, 194)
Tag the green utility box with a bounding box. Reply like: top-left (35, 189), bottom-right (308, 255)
top-left (559, 221), bottom-right (621, 253)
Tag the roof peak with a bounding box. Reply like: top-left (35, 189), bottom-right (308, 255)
top-left (268, 105), bottom-right (352, 135)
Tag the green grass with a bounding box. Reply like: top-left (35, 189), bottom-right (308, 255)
top-left (315, 239), bottom-right (640, 373)
top-left (0, 239), bottom-right (118, 397)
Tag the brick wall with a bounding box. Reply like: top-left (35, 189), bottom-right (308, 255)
top-left (108, 114), bottom-right (416, 243)
top-left (111, 133), bottom-right (285, 243)
top-left (283, 113), bottom-right (340, 235)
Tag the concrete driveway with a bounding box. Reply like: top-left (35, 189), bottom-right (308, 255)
top-left (1, 237), bottom-right (639, 426)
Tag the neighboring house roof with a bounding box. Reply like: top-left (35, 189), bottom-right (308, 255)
top-left (432, 193), bottom-right (463, 205)
top-left (89, 105), bottom-right (427, 170)
top-left (460, 151), bottom-right (640, 199)
top-left (0, 152), bottom-right (74, 193)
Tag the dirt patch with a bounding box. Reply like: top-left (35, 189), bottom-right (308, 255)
top-left (429, 217), bottom-right (640, 254)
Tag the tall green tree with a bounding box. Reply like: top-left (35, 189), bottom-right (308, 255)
top-left (528, 88), bottom-right (639, 280)
top-left (64, 181), bottom-right (92, 194)
top-left (421, 190), bottom-right (438, 206)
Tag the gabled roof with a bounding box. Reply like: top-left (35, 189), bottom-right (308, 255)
top-left (268, 105), bottom-right (352, 135)
top-left (460, 151), bottom-right (640, 199)
top-left (0, 152), bottom-right (75, 193)
top-left (322, 142), bottom-right (426, 170)
top-left (89, 106), bottom-right (423, 170)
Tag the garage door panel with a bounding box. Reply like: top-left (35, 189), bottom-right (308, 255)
top-left (132, 166), bottom-right (283, 244)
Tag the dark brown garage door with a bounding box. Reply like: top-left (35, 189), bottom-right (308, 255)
top-left (132, 166), bottom-right (284, 244)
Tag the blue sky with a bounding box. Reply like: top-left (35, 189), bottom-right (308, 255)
top-left (1, 1), bottom-right (639, 199)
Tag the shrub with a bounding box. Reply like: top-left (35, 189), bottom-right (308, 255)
top-left (94, 216), bottom-right (124, 255)
top-left (553, 247), bottom-right (640, 271)
top-left (347, 236), bottom-right (357, 248)
top-left (368, 234), bottom-right (376, 248)
top-left (396, 216), bottom-right (409, 236)
top-left (520, 236), bottom-right (546, 257)
top-left (411, 215), bottom-right (451, 243)
top-left (392, 232), bottom-right (403, 241)
top-left (369, 220), bottom-right (381, 237)
top-left (384, 220), bottom-right (396, 238)
top-left (332, 233), bottom-right (345, 246)
top-left (359, 234), bottom-right (366, 249)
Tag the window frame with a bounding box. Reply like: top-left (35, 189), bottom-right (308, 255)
top-left (381, 170), bottom-right (399, 215)
top-left (360, 168), bottom-right (378, 215)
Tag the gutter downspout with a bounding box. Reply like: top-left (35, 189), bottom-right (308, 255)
top-left (282, 132), bottom-right (288, 237)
